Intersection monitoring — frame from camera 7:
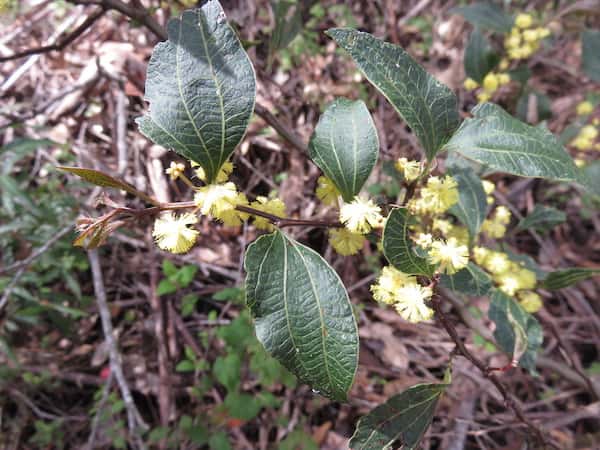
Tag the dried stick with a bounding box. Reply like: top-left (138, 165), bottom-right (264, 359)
top-left (88, 249), bottom-right (149, 449)
top-left (253, 103), bottom-right (309, 154)
top-left (0, 8), bottom-right (106, 63)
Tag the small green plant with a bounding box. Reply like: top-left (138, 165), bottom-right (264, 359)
top-left (62, 1), bottom-right (600, 448)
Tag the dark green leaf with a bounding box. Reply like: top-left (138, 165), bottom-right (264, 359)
top-left (244, 231), bottom-right (358, 401)
top-left (175, 360), bottom-right (196, 372)
top-left (269, 0), bottom-right (304, 67)
top-left (441, 262), bottom-right (492, 296)
top-left (443, 103), bottom-right (579, 182)
top-left (517, 205), bottom-right (566, 231)
top-left (450, 2), bottom-right (513, 33)
top-left (382, 208), bottom-right (435, 277)
top-left (349, 383), bottom-right (447, 450)
top-left (208, 431), bottom-right (233, 450)
top-left (224, 392), bottom-right (262, 420)
top-left (326, 28), bottom-right (460, 159)
top-left (213, 353), bottom-right (241, 391)
top-left (464, 28), bottom-right (500, 83)
top-left (136, 2), bottom-right (256, 183)
top-left (488, 290), bottom-right (542, 374)
top-left (541, 268), bottom-right (600, 290)
top-left (448, 167), bottom-right (487, 238)
top-left (516, 90), bottom-right (552, 124)
top-left (578, 160), bottom-right (600, 198)
top-left (582, 29), bottom-right (600, 82)
top-left (308, 98), bottom-right (379, 201)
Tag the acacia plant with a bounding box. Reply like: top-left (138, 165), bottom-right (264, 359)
top-left (62, 1), bottom-right (599, 448)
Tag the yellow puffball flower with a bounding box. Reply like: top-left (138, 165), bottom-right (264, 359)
top-left (193, 161), bottom-right (234, 183)
top-left (394, 283), bottom-right (434, 323)
top-left (419, 175), bottom-right (459, 214)
top-left (535, 27), bottom-right (550, 39)
top-left (428, 237), bottom-right (469, 275)
top-left (152, 213), bottom-right (199, 254)
top-left (250, 196), bottom-right (287, 231)
top-left (522, 29), bottom-right (538, 43)
top-left (574, 158), bottom-right (586, 168)
top-left (477, 91), bottom-right (491, 103)
top-left (515, 13), bottom-right (533, 29)
top-left (482, 72), bottom-right (499, 93)
top-left (505, 34), bottom-right (521, 50)
top-left (463, 78), bottom-right (479, 91)
top-left (482, 219), bottom-right (507, 239)
top-left (316, 176), bottom-right (341, 206)
top-left (497, 73), bottom-right (511, 85)
top-left (515, 267), bottom-right (537, 290)
top-left (499, 58), bottom-right (510, 71)
top-left (165, 161), bottom-right (186, 181)
top-left (329, 228), bottom-right (366, 256)
top-left (576, 101), bottom-right (594, 116)
top-left (519, 291), bottom-right (543, 313)
top-left (497, 273), bottom-right (521, 296)
top-left (218, 192), bottom-right (250, 226)
top-left (414, 232), bottom-right (433, 249)
top-left (473, 246), bottom-right (490, 265)
top-left (447, 226), bottom-right (470, 246)
top-left (339, 196), bottom-right (383, 234)
top-left (395, 157), bottom-right (421, 182)
top-left (580, 125), bottom-right (599, 140)
top-left (494, 206), bottom-right (511, 225)
top-left (194, 182), bottom-right (238, 218)
top-left (571, 136), bottom-right (593, 151)
top-left (483, 251), bottom-right (511, 274)
top-left (371, 266), bottom-right (416, 305)
top-left (432, 218), bottom-right (453, 235)
top-left (482, 180), bottom-right (495, 195)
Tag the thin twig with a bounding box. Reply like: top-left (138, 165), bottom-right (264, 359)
top-left (88, 249), bottom-right (149, 449)
top-left (0, 8), bottom-right (106, 63)
top-left (254, 103), bottom-right (309, 154)
top-left (86, 372), bottom-right (115, 450)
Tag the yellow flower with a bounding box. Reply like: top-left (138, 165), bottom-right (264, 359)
top-left (522, 29), bottom-right (538, 43)
top-left (315, 176), bottom-right (341, 206)
top-left (515, 13), bottom-right (533, 29)
top-left (329, 228), bottom-right (365, 256)
top-left (497, 273), bottom-right (521, 296)
top-left (447, 226), bottom-right (470, 246)
top-left (165, 161), bottom-right (186, 181)
top-left (497, 267), bottom-right (536, 296)
top-left (576, 101), bottom-right (594, 116)
top-left (249, 196), bottom-right (286, 231)
top-left (193, 160), bottom-right (233, 183)
top-left (463, 78), bottom-right (479, 91)
top-left (432, 218), bottom-right (453, 236)
top-left (394, 283), bottom-right (434, 323)
top-left (483, 251), bottom-right (511, 274)
top-left (419, 176), bottom-right (459, 214)
top-left (493, 206), bottom-right (511, 225)
top-left (497, 73), bottom-right (511, 85)
top-left (218, 192), bottom-right (249, 226)
top-left (414, 233), bottom-right (433, 249)
top-left (482, 180), bottom-right (495, 204)
top-left (152, 213), bottom-right (199, 254)
top-left (194, 182), bottom-right (238, 218)
top-left (580, 125), bottom-right (598, 140)
top-left (482, 219), bottom-right (506, 239)
top-left (473, 246), bottom-right (490, 265)
top-left (339, 196), bottom-right (383, 234)
top-left (535, 27), bottom-right (550, 39)
top-left (499, 59), bottom-right (509, 71)
top-left (428, 237), bottom-right (469, 274)
top-left (395, 157), bottom-right (421, 182)
top-left (505, 34), bottom-right (521, 49)
top-left (482, 73), bottom-right (499, 93)
top-left (477, 91), bottom-right (491, 103)
top-left (371, 266), bottom-right (415, 305)
top-left (574, 158), bottom-right (586, 168)
top-left (518, 291), bottom-right (543, 313)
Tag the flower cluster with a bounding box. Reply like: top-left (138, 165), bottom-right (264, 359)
top-left (395, 157), bottom-right (421, 182)
top-left (570, 122), bottom-right (599, 152)
top-left (482, 205), bottom-right (511, 239)
top-left (370, 266), bottom-right (434, 323)
top-left (474, 247), bottom-right (541, 312)
top-left (152, 213), bottom-right (199, 254)
top-left (464, 72), bottom-right (511, 103)
top-left (505, 13), bottom-right (550, 60)
top-left (407, 175), bottom-right (459, 215)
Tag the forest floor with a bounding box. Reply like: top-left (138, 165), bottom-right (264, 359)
top-left (1, 0), bottom-right (600, 449)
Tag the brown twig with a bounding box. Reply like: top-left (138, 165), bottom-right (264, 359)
top-left (253, 103), bottom-right (309, 154)
top-left (0, 8), bottom-right (106, 63)
top-left (431, 292), bottom-right (555, 449)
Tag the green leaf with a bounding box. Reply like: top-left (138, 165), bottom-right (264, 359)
top-left (582, 29), bottom-right (600, 82)
top-left (326, 28), bottom-right (460, 159)
top-left (136, 2), bottom-right (256, 183)
top-left (57, 166), bottom-right (153, 202)
top-left (349, 382), bottom-right (447, 450)
top-left (441, 262), bottom-right (492, 296)
top-left (175, 360), bottom-right (195, 372)
top-left (208, 431), bottom-right (233, 450)
top-left (579, 161), bottom-right (600, 197)
top-left (517, 205), bottom-right (566, 231)
top-left (244, 231), bottom-right (358, 401)
top-left (268, 0), bottom-right (303, 67)
top-left (488, 290), bottom-right (542, 374)
top-left (541, 268), bottom-right (600, 290)
top-left (223, 392), bottom-right (262, 421)
top-left (464, 28), bottom-right (500, 83)
top-left (448, 167), bottom-right (487, 238)
top-left (308, 98), bottom-right (379, 201)
top-left (213, 353), bottom-right (241, 392)
top-left (450, 2), bottom-right (513, 33)
top-left (382, 208), bottom-right (435, 277)
top-left (443, 103), bottom-right (579, 182)
top-left (157, 279), bottom-right (177, 296)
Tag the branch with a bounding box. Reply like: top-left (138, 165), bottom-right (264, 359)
top-left (67, 0), bottom-right (166, 40)
top-left (88, 249), bottom-right (149, 449)
top-left (0, 8), bottom-right (106, 63)
top-left (253, 103), bottom-right (309, 154)
top-left (431, 293), bottom-right (556, 449)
